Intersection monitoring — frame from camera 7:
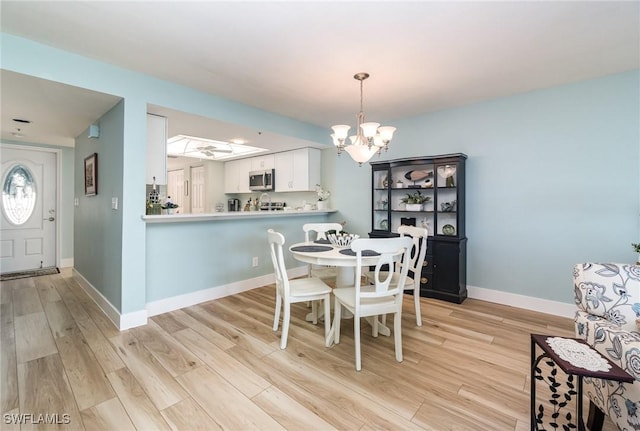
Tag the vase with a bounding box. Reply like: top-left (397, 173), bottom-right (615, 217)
top-left (405, 203), bottom-right (422, 211)
top-left (166, 208), bottom-right (175, 215)
top-left (317, 200), bottom-right (329, 210)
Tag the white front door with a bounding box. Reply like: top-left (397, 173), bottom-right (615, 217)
top-left (167, 169), bottom-right (184, 212)
top-left (0, 146), bottom-right (57, 273)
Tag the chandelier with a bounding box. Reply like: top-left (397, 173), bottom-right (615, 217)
top-left (331, 73), bottom-right (396, 166)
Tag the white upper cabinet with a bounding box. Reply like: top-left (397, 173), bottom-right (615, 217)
top-left (275, 148), bottom-right (321, 192)
top-left (146, 113), bottom-right (167, 185)
top-left (224, 158), bottom-right (251, 193)
top-left (250, 155), bottom-right (274, 171)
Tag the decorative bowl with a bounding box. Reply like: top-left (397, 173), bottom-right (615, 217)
top-left (327, 233), bottom-right (359, 247)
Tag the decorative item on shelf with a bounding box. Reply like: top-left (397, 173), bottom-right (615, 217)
top-left (161, 196), bottom-right (179, 215)
top-left (330, 72), bottom-right (396, 166)
top-left (437, 165), bottom-right (457, 187)
top-left (214, 202), bottom-right (225, 212)
top-left (315, 184), bottom-right (331, 210)
top-left (379, 219), bottom-right (389, 230)
top-left (405, 170), bottom-right (433, 188)
top-left (633, 243), bottom-right (640, 265)
top-left (401, 190), bottom-right (431, 211)
top-left (395, 180), bottom-right (404, 188)
top-left (442, 224), bottom-right (456, 236)
top-left (381, 176), bottom-right (389, 188)
top-left (440, 200), bottom-right (457, 212)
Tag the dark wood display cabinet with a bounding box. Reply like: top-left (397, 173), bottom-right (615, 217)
top-left (369, 153), bottom-right (467, 303)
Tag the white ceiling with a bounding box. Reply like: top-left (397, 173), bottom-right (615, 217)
top-left (1, 1), bottom-right (638, 151)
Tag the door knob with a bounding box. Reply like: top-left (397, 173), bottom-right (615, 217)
top-left (44, 216), bottom-right (55, 221)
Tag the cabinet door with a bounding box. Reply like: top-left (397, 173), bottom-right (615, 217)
top-left (274, 148), bottom-right (320, 192)
top-left (224, 158), bottom-right (251, 193)
top-left (146, 114), bottom-right (167, 185)
top-left (250, 155), bottom-right (274, 171)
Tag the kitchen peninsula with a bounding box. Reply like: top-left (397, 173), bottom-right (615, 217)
top-left (143, 208), bottom-right (337, 318)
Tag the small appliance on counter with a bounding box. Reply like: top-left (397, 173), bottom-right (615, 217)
top-left (260, 201), bottom-right (286, 211)
top-left (228, 198), bottom-right (240, 212)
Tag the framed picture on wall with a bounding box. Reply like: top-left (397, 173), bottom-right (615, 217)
top-left (84, 153), bottom-right (98, 196)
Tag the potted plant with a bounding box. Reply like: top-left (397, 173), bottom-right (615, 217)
top-left (633, 242), bottom-right (640, 265)
top-left (315, 184), bottom-right (331, 210)
top-left (162, 196), bottom-right (179, 215)
top-left (401, 191), bottom-right (431, 211)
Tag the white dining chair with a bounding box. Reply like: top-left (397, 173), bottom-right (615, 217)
top-left (268, 229), bottom-right (331, 349)
top-left (365, 225), bottom-right (428, 326)
top-left (332, 236), bottom-right (413, 371)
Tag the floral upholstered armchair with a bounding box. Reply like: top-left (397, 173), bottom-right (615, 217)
top-left (574, 263), bottom-right (640, 430)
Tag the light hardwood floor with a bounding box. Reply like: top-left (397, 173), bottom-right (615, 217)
top-left (1, 269), bottom-right (616, 430)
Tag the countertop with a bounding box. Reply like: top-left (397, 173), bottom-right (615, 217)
top-left (141, 209), bottom-right (337, 224)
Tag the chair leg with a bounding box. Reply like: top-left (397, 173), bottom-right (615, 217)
top-left (414, 288), bottom-right (422, 326)
top-left (334, 298), bottom-right (341, 344)
top-left (394, 311), bottom-right (403, 363)
top-left (311, 300), bottom-right (318, 325)
top-left (587, 400), bottom-right (605, 431)
top-left (273, 293), bottom-right (282, 331)
top-left (280, 302), bottom-right (291, 350)
top-left (323, 295), bottom-right (330, 347)
top-left (354, 314), bottom-right (361, 371)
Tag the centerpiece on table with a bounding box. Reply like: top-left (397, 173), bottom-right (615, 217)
top-left (316, 184), bottom-right (331, 210)
top-left (162, 196), bottom-right (179, 215)
top-left (633, 242), bottom-right (640, 265)
top-left (401, 190), bottom-right (431, 211)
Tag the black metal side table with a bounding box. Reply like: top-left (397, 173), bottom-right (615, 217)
top-left (530, 334), bottom-right (633, 430)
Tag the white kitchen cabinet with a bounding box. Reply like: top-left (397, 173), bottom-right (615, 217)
top-left (275, 148), bottom-right (321, 192)
top-left (146, 113), bottom-right (168, 185)
top-left (250, 154), bottom-right (274, 171)
top-left (224, 158), bottom-right (251, 193)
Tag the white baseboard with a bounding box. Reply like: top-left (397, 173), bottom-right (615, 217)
top-left (145, 266), bottom-right (308, 317)
top-left (70, 266), bottom-right (575, 332)
top-left (72, 269), bottom-right (149, 330)
top-left (467, 284), bottom-right (575, 319)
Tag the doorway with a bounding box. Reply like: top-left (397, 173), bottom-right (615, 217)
top-left (0, 145), bottom-right (58, 273)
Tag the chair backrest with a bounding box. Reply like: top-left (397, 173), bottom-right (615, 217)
top-left (267, 229), bottom-right (290, 296)
top-left (303, 222), bottom-right (344, 242)
top-left (352, 237), bottom-right (413, 299)
top-left (398, 225), bottom-right (429, 282)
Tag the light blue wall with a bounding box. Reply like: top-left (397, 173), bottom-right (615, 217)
top-left (74, 101), bottom-right (125, 310)
top-left (331, 70), bottom-right (640, 304)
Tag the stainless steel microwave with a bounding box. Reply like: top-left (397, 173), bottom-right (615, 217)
top-left (249, 169), bottom-right (274, 191)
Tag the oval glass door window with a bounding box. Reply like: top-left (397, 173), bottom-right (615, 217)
top-left (2, 164), bottom-right (37, 225)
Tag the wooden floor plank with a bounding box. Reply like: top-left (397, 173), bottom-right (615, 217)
top-left (14, 312), bottom-right (57, 363)
top-left (55, 333), bottom-right (116, 411)
top-left (12, 282), bottom-right (42, 316)
top-left (43, 300), bottom-right (80, 339)
top-left (17, 354), bottom-right (84, 431)
top-left (1, 301), bottom-right (19, 413)
top-left (106, 367), bottom-right (172, 431)
top-left (160, 397), bottom-right (223, 431)
top-left (80, 397), bottom-right (136, 431)
top-left (176, 365), bottom-right (285, 430)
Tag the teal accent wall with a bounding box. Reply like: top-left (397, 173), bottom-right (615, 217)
top-left (332, 70), bottom-right (640, 303)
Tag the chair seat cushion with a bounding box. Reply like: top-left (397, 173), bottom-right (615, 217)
top-left (289, 277), bottom-right (332, 297)
top-left (333, 286), bottom-right (398, 310)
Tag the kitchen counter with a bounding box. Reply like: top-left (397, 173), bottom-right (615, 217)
top-left (141, 209), bottom-right (337, 224)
